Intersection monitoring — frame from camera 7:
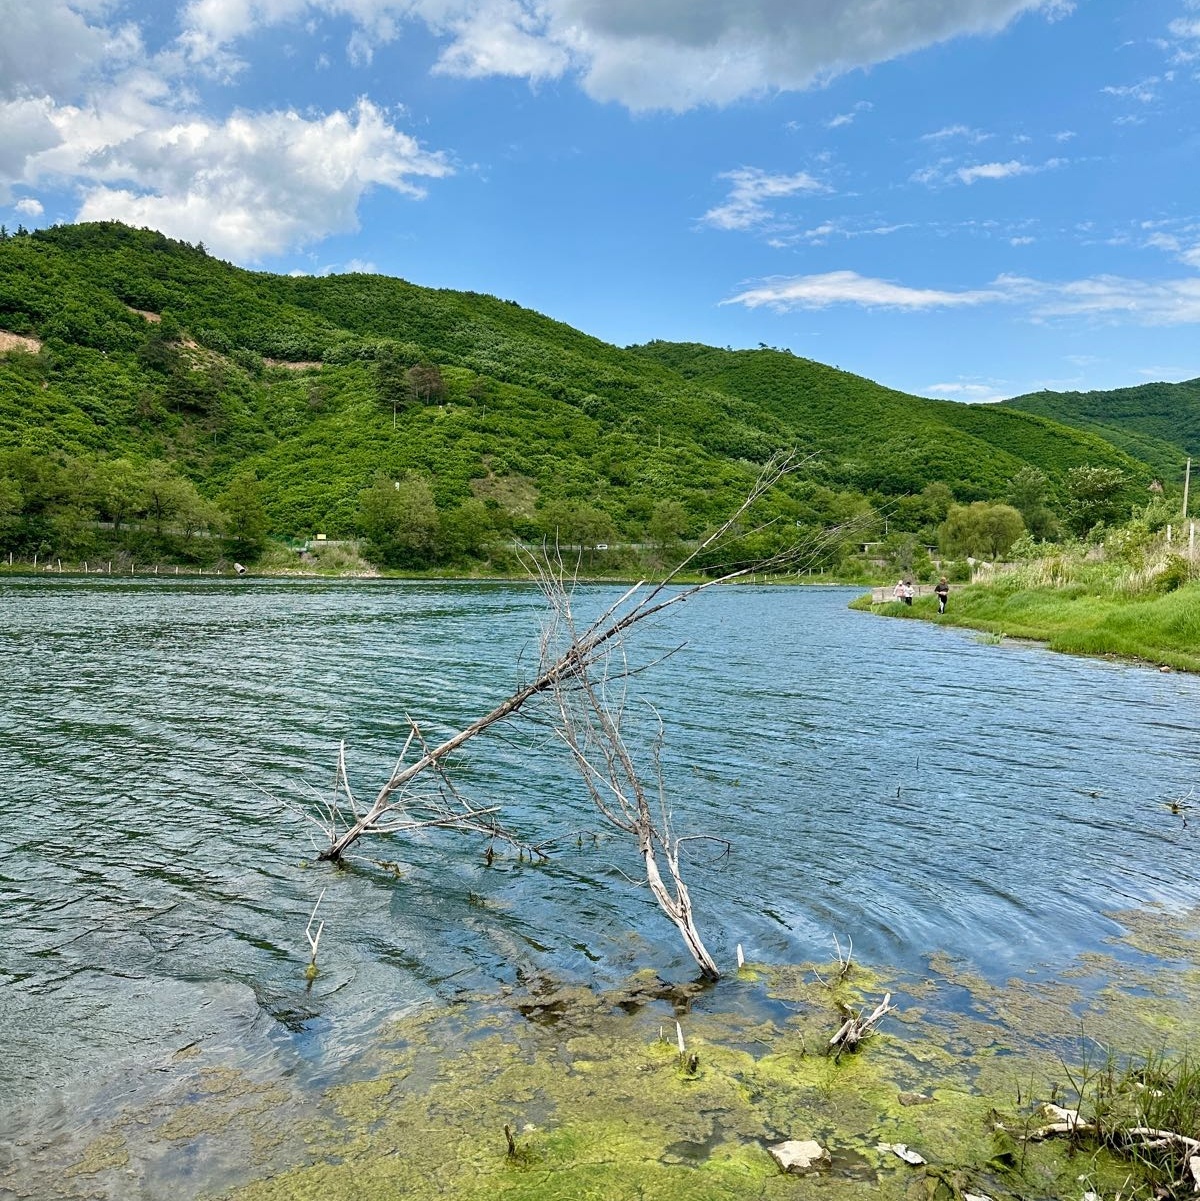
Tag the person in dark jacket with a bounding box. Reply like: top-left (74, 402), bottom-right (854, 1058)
top-left (935, 576), bottom-right (949, 614)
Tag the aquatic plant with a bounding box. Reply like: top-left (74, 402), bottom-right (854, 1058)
top-left (1033, 1045), bottom-right (1200, 1198)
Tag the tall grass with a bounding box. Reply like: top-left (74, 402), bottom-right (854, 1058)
top-left (1060, 1045), bottom-right (1200, 1199)
top-left (874, 538), bottom-right (1200, 672)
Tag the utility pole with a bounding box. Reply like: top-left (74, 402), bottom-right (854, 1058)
top-left (1184, 457), bottom-right (1192, 518)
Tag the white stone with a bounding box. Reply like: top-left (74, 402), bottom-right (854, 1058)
top-left (768, 1139), bottom-right (829, 1172)
top-left (877, 1142), bottom-right (926, 1165)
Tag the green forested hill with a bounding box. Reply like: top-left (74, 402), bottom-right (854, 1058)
top-left (0, 221), bottom-right (1161, 568)
top-left (631, 342), bottom-right (1149, 498)
top-left (999, 380), bottom-right (1200, 483)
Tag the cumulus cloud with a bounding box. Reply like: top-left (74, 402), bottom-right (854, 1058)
top-left (74, 99), bottom-right (450, 259)
top-left (2, 80), bottom-right (450, 259)
top-left (0, 0), bottom-right (139, 103)
top-left (14, 198), bottom-right (45, 216)
top-left (171, 0), bottom-right (1072, 111)
top-left (723, 267), bottom-right (1200, 326)
top-left (700, 167), bottom-right (825, 231)
top-left (0, 2), bottom-right (454, 259)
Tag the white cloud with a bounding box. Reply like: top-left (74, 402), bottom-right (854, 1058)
top-left (723, 268), bottom-right (1200, 326)
top-left (923, 381), bottom-right (1010, 402)
top-left (0, 0), bottom-right (139, 103)
top-left (1021, 274), bottom-right (1200, 324)
top-left (1102, 77), bottom-right (1161, 103)
top-left (1141, 226), bottom-right (1200, 269)
top-left (1010, 235), bottom-right (1034, 245)
top-left (913, 155), bottom-right (1064, 187)
top-left (921, 124), bottom-right (990, 142)
top-left (14, 198), bottom-right (44, 216)
top-left (723, 270), bottom-right (1000, 311)
top-left (2, 83), bottom-right (450, 260)
top-left (169, 0), bottom-right (1072, 112)
top-left (700, 167), bottom-right (825, 231)
top-left (825, 101), bottom-right (872, 129)
top-left (955, 156), bottom-right (1064, 184)
top-left (956, 158), bottom-right (1033, 183)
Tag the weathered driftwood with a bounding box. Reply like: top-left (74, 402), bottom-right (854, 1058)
top-left (313, 453), bottom-right (814, 865)
top-left (535, 537), bottom-right (727, 980)
top-left (1028, 1103), bottom-right (1200, 1193)
top-left (828, 992), bottom-right (895, 1053)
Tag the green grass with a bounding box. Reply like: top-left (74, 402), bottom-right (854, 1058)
top-left (854, 571), bottom-right (1200, 672)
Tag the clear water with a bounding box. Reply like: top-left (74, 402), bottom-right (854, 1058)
top-left (1, 577), bottom-right (1197, 1139)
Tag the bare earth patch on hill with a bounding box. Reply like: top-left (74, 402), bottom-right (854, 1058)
top-left (0, 330), bottom-right (41, 354)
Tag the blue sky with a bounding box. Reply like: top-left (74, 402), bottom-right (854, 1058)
top-left (2, 0), bottom-right (1199, 401)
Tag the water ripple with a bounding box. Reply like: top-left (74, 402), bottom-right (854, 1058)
top-left (2, 578), bottom-right (1199, 1122)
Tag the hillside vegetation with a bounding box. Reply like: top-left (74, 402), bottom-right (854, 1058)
top-left (1001, 380), bottom-right (1200, 483)
top-left (0, 221), bottom-right (1169, 573)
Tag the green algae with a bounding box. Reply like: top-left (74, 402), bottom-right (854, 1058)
top-left (216, 964), bottom-right (1164, 1201)
top-left (18, 935), bottom-right (1200, 1201)
top-left (64, 1131), bottom-right (130, 1178)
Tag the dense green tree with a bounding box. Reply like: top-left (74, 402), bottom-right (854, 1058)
top-left (221, 472), bottom-right (268, 556)
top-left (437, 497), bottom-right (494, 561)
top-left (1064, 465), bottom-right (1128, 535)
top-left (375, 342), bottom-right (416, 427)
top-left (175, 478), bottom-right (223, 540)
top-left (647, 499), bottom-right (688, 555)
top-left (0, 473), bottom-right (22, 543)
top-left (93, 457), bottom-right (143, 530)
top-left (880, 532), bottom-right (933, 580)
top-left (1006, 466), bottom-right (1059, 540)
top-left (406, 361), bottom-right (447, 407)
top-left (358, 472), bottom-right (440, 567)
top-left (143, 460), bottom-right (186, 534)
top-left (538, 500), bottom-right (615, 556)
top-left (939, 502), bottom-right (1026, 560)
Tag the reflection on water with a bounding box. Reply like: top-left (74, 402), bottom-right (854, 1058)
top-left (1, 576), bottom-right (1198, 1143)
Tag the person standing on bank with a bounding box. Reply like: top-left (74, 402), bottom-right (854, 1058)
top-left (893, 578), bottom-right (906, 602)
top-left (902, 579), bottom-right (914, 606)
top-left (935, 576), bottom-right (949, 614)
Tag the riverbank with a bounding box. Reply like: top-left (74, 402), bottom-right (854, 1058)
top-left (0, 557), bottom-right (872, 588)
top-left (852, 575), bottom-right (1200, 673)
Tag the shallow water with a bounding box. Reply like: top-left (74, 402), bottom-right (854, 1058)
top-left (1, 577), bottom-right (1197, 1150)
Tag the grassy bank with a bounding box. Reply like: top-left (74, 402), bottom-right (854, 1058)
top-left (852, 557), bottom-right (1200, 672)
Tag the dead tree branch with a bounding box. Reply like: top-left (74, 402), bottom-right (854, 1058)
top-left (314, 452), bottom-right (816, 863)
top-left (828, 992), bottom-right (895, 1054)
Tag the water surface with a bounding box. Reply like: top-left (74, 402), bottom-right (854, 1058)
top-left (2, 577), bottom-right (1197, 1145)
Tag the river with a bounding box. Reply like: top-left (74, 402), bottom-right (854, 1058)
top-left (1, 576), bottom-right (1197, 1187)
